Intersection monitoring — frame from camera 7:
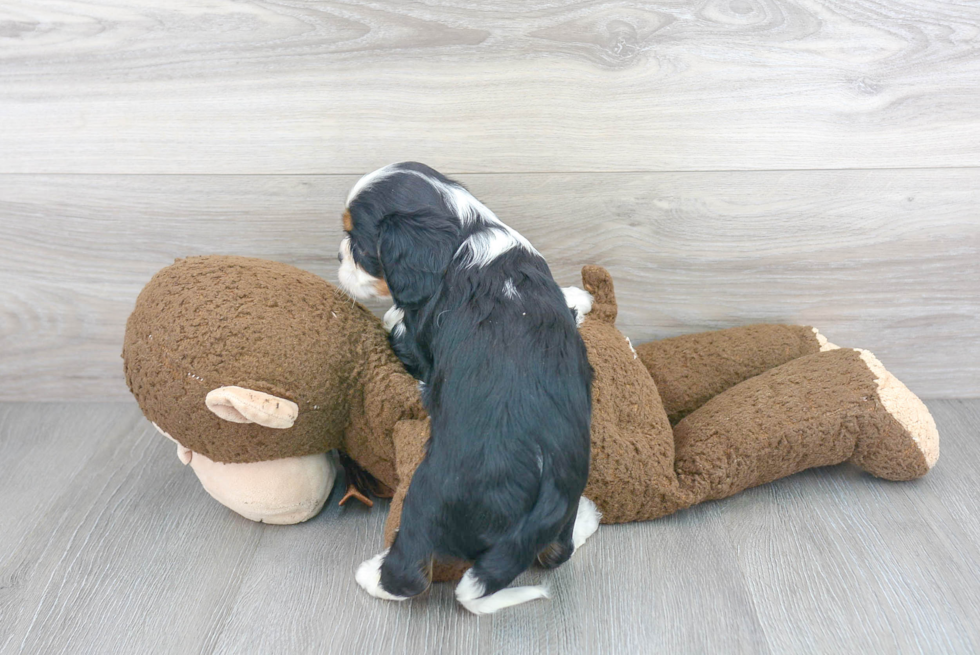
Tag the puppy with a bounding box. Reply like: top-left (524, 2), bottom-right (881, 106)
top-left (337, 162), bottom-right (599, 614)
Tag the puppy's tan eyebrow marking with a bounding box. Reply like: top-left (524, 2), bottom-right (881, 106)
top-left (343, 209), bottom-right (353, 232)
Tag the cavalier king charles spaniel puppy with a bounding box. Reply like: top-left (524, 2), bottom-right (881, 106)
top-left (338, 162), bottom-right (599, 614)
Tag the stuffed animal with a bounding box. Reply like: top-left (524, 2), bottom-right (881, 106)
top-left (123, 255), bottom-right (939, 578)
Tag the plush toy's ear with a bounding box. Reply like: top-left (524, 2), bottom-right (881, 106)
top-left (378, 210), bottom-right (459, 307)
top-left (205, 386), bottom-right (298, 429)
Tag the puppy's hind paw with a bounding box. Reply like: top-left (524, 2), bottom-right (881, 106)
top-left (455, 570), bottom-right (550, 615)
top-left (562, 286), bottom-right (594, 327)
top-left (572, 496), bottom-right (601, 552)
top-left (355, 551), bottom-right (408, 601)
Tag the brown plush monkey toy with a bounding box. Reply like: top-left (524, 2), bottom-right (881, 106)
top-left (123, 256), bottom-right (938, 579)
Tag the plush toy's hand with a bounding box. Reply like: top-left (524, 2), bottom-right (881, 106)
top-left (337, 451), bottom-right (394, 508)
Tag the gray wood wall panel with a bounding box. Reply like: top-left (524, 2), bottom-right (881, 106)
top-left (2, 1), bottom-right (980, 173)
top-left (1, 400), bottom-right (978, 653)
top-left (1, 169), bottom-right (977, 401)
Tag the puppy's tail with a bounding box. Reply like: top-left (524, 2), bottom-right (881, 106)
top-left (580, 266), bottom-right (618, 325)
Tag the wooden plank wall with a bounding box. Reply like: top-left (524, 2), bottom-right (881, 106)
top-left (1, 1), bottom-right (978, 400)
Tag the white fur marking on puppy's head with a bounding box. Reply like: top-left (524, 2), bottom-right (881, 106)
top-left (455, 570), bottom-right (550, 615)
top-left (435, 181), bottom-right (500, 227)
top-left (355, 550), bottom-right (409, 601)
top-left (346, 164), bottom-right (398, 207)
top-left (337, 236), bottom-right (387, 301)
top-left (348, 163), bottom-right (541, 270)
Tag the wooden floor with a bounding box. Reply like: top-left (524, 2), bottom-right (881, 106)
top-left (1, 400), bottom-right (978, 654)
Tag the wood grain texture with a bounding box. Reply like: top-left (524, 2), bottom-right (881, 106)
top-left (2, 0), bottom-right (980, 173)
top-left (0, 400), bottom-right (978, 654)
top-left (1, 169), bottom-right (977, 401)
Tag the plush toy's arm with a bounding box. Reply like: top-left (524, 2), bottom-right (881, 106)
top-left (635, 324), bottom-right (835, 424)
top-left (672, 348), bottom-right (939, 506)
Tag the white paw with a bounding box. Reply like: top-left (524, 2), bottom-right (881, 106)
top-left (383, 305), bottom-right (406, 337)
top-left (455, 569), bottom-right (550, 615)
top-left (572, 496), bottom-right (601, 552)
top-left (562, 286), bottom-right (594, 327)
top-left (355, 551), bottom-right (408, 601)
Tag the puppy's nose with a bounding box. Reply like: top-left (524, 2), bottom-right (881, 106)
top-left (337, 250), bottom-right (343, 263)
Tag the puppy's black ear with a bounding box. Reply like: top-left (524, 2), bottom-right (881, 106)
top-left (378, 210), bottom-right (459, 307)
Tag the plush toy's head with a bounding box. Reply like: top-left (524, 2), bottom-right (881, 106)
top-left (124, 256), bottom-right (361, 460)
top-left (122, 255), bottom-right (424, 522)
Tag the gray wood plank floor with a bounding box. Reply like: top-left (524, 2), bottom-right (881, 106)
top-left (1, 400), bottom-right (978, 654)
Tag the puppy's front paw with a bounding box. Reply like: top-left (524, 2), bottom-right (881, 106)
top-left (562, 287), bottom-right (594, 327)
top-left (382, 305), bottom-right (406, 337)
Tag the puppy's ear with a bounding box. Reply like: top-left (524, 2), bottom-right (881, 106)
top-left (378, 210), bottom-right (458, 306)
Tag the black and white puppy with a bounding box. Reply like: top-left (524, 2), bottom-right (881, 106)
top-left (337, 162), bottom-right (599, 615)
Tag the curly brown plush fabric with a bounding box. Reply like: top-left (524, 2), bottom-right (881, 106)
top-left (124, 257), bottom-right (939, 585)
top-left (636, 324), bottom-right (823, 425)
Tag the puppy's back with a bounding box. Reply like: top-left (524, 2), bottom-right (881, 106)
top-left (416, 249), bottom-right (592, 553)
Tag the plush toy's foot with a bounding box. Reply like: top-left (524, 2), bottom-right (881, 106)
top-left (673, 348), bottom-right (940, 505)
top-left (849, 349), bottom-right (939, 480)
top-left (187, 451), bottom-right (336, 524)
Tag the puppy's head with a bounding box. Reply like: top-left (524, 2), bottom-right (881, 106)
top-left (337, 162), bottom-right (463, 307)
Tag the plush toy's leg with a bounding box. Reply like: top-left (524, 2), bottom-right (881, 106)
top-left (672, 348), bottom-right (939, 505)
top-left (636, 324), bottom-right (836, 424)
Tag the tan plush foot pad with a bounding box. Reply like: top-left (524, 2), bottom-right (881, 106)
top-left (811, 327), bottom-right (841, 351)
top-left (850, 349), bottom-right (939, 480)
